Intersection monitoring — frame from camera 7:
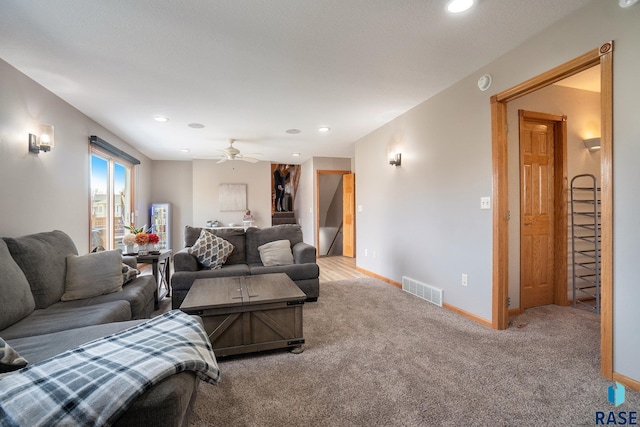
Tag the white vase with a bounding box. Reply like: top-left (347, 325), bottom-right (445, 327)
top-left (125, 244), bottom-right (135, 254)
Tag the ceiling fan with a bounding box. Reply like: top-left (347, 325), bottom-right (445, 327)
top-left (217, 139), bottom-right (261, 163)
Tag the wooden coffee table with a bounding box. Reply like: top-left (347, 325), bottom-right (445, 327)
top-left (179, 273), bottom-right (306, 357)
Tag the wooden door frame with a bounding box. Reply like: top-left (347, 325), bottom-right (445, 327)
top-left (518, 110), bottom-right (568, 309)
top-left (315, 169), bottom-right (352, 256)
top-left (491, 42), bottom-right (614, 379)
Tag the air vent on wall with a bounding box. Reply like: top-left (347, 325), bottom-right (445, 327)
top-left (402, 276), bottom-right (443, 307)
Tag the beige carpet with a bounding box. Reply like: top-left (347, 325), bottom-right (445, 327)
top-left (189, 277), bottom-right (639, 426)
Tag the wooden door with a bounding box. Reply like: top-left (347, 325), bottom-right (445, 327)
top-left (520, 114), bottom-right (555, 309)
top-left (342, 173), bottom-right (355, 257)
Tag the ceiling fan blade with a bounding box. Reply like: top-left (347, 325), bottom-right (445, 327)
top-left (217, 157), bottom-right (228, 163)
top-left (238, 157), bottom-right (259, 163)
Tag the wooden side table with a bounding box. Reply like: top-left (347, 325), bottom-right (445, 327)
top-left (136, 249), bottom-right (172, 309)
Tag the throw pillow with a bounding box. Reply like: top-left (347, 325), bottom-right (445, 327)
top-left (0, 337), bottom-right (28, 374)
top-left (188, 230), bottom-right (234, 269)
top-left (61, 250), bottom-right (124, 301)
top-left (257, 240), bottom-right (294, 267)
top-left (122, 263), bottom-right (139, 284)
top-left (0, 240), bottom-right (36, 331)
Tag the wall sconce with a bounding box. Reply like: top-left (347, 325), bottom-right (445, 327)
top-left (29, 124), bottom-right (54, 154)
top-left (389, 152), bottom-right (402, 166)
top-left (583, 137), bottom-right (601, 151)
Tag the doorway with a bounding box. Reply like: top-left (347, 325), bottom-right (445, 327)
top-left (519, 111), bottom-right (567, 309)
top-left (315, 170), bottom-right (354, 257)
top-left (491, 41), bottom-right (613, 378)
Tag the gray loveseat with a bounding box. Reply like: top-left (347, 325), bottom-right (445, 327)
top-left (0, 230), bottom-right (200, 426)
top-left (172, 224), bottom-right (320, 309)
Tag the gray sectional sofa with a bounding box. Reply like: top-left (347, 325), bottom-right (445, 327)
top-left (0, 230), bottom-right (200, 426)
top-left (172, 224), bottom-right (320, 309)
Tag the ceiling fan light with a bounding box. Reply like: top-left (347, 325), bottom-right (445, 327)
top-left (447, 0), bottom-right (474, 13)
top-left (619, 0), bottom-right (639, 8)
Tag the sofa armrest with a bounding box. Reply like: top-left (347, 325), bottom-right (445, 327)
top-left (174, 248), bottom-right (199, 272)
top-left (292, 242), bottom-right (316, 264)
top-left (122, 256), bottom-right (137, 270)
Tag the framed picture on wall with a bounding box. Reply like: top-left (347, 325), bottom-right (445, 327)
top-left (219, 183), bottom-right (247, 211)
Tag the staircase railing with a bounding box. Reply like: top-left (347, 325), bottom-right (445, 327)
top-left (326, 221), bottom-right (343, 256)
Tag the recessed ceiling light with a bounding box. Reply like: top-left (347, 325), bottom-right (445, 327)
top-left (188, 123), bottom-right (205, 129)
top-left (180, 149), bottom-right (190, 153)
top-left (292, 153), bottom-right (301, 157)
top-left (318, 127), bottom-right (331, 132)
top-left (154, 115), bottom-right (169, 123)
top-left (286, 129), bottom-right (301, 134)
top-left (446, 0), bottom-right (474, 13)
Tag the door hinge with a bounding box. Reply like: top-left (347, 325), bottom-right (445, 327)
top-left (506, 210), bottom-right (511, 221)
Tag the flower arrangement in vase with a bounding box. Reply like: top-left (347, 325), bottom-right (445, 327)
top-left (147, 233), bottom-right (160, 253)
top-left (123, 233), bottom-right (137, 254)
top-left (123, 225), bottom-right (161, 255)
top-left (135, 232), bottom-right (150, 255)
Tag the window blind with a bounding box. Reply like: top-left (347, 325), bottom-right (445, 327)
top-left (89, 135), bottom-right (140, 165)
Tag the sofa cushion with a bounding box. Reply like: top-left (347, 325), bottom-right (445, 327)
top-left (171, 264), bottom-right (250, 294)
top-left (0, 240), bottom-right (36, 331)
top-left (122, 263), bottom-right (139, 284)
top-left (0, 300), bottom-right (132, 340)
top-left (185, 226), bottom-right (246, 265)
top-left (0, 337), bottom-right (28, 373)
top-left (184, 225), bottom-right (204, 247)
top-left (258, 240), bottom-right (294, 266)
top-left (3, 230), bottom-right (78, 309)
top-left (57, 275), bottom-right (156, 320)
top-left (248, 262), bottom-right (320, 282)
top-left (61, 250), bottom-right (124, 301)
top-left (6, 321), bottom-right (200, 427)
top-left (246, 225), bottom-right (303, 264)
top-left (7, 320), bottom-right (145, 365)
top-left (188, 230), bottom-right (234, 269)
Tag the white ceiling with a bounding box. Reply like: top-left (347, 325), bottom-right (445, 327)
top-left (0, 0), bottom-right (592, 164)
top-left (554, 65), bottom-right (601, 93)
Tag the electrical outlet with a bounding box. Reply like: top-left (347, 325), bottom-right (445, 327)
top-left (364, 248), bottom-right (368, 257)
top-left (461, 274), bottom-right (468, 287)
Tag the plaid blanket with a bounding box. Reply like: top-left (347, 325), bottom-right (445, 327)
top-left (0, 310), bottom-right (220, 427)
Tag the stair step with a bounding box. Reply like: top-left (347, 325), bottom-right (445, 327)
top-left (272, 217), bottom-right (297, 225)
top-left (272, 210), bottom-right (296, 226)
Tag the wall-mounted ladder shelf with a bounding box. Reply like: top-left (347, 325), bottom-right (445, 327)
top-left (570, 174), bottom-right (601, 314)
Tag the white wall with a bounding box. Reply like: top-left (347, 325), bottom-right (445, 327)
top-left (354, 0), bottom-right (640, 382)
top-left (0, 59), bottom-right (152, 251)
top-left (191, 160), bottom-right (272, 230)
top-left (150, 160), bottom-right (193, 249)
top-left (148, 157), bottom-right (351, 249)
top-left (296, 157), bottom-right (351, 247)
top-left (297, 158), bottom-right (315, 245)
top-left (507, 84), bottom-right (601, 309)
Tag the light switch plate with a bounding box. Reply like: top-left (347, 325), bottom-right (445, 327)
top-left (480, 197), bottom-right (491, 210)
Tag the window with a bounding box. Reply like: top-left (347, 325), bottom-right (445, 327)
top-left (89, 136), bottom-right (139, 251)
